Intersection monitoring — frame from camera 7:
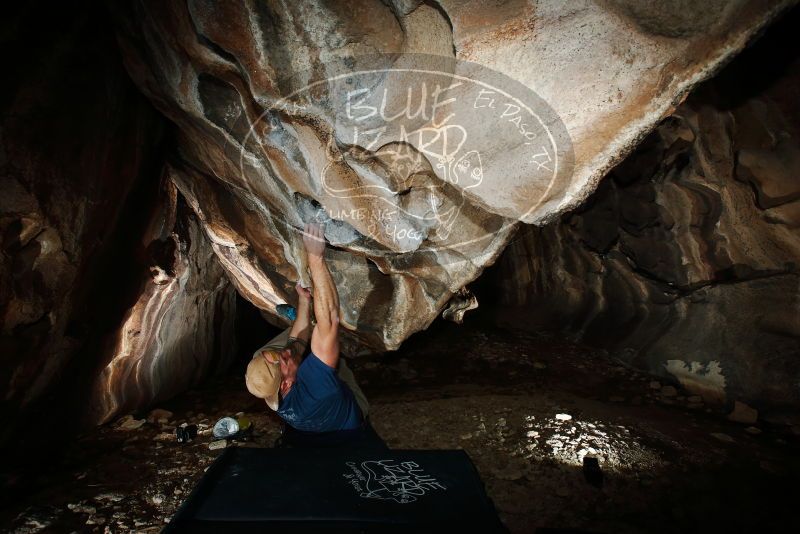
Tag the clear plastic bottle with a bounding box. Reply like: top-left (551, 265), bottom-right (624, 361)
top-left (212, 416), bottom-right (239, 438)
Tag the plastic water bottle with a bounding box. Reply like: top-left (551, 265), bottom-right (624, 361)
top-left (212, 417), bottom-right (239, 439)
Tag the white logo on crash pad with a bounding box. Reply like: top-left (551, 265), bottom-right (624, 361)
top-left (343, 460), bottom-right (446, 504)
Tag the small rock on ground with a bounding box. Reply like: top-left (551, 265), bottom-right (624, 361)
top-left (728, 401), bottom-right (758, 425)
top-left (147, 409), bottom-right (174, 424)
top-left (661, 386), bottom-right (678, 397)
top-left (115, 415), bottom-right (145, 431)
top-left (711, 432), bottom-right (735, 443)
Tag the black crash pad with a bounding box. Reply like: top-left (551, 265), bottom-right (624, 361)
top-left (164, 447), bottom-right (507, 533)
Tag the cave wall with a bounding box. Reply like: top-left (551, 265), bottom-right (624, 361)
top-left (2, 0), bottom-right (799, 440)
top-left (88, 180), bottom-right (238, 425)
top-left (490, 24), bottom-right (800, 413)
top-left (107, 0), bottom-right (793, 351)
top-left (0, 4), bottom-right (236, 439)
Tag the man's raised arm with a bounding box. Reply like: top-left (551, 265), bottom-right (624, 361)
top-left (303, 222), bottom-right (341, 368)
top-left (287, 281), bottom-right (312, 355)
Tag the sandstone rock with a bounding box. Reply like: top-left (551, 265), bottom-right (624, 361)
top-left (0, 5), bottom-right (237, 447)
top-left (147, 409), bottom-right (174, 424)
top-left (441, 288), bottom-right (479, 324)
top-left (661, 386), bottom-right (678, 398)
top-left (88, 183), bottom-right (237, 425)
top-left (492, 462), bottom-right (525, 481)
top-left (115, 415), bottom-right (145, 431)
top-left (728, 401), bottom-right (758, 425)
top-left (0, 5), bottom-right (166, 444)
top-left (67, 503), bottom-right (97, 515)
top-left (209, 439), bottom-right (229, 450)
top-left (710, 432), bottom-right (735, 443)
top-left (94, 493), bottom-right (124, 503)
top-left (490, 28), bottom-right (800, 412)
top-left (86, 515), bottom-right (106, 526)
top-left (107, 0), bottom-right (790, 350)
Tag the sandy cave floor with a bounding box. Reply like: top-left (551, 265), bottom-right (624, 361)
top-left (4, 325), bottom-right (800, 533)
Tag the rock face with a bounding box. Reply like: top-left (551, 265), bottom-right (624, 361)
top-left (89, 181), bottom-right (237, 425)
top-left (0, 5), bottom-right (236, 439)
top-left (2, 0), bottom-right (798, 442)
top-left (110, 0), bottom-right (792, 350)
top-left (0, 6), bottom-right (160, 431)
top-left (490, 24), bottom-right (800, 412)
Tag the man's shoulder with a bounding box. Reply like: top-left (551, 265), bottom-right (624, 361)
top-left (296, 353), bottom-right (342, 393)
top-left (300, 352), bottom-right (337, 373)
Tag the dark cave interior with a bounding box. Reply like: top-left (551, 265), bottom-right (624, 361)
top-left (1, 1), bottom-right (800, 533)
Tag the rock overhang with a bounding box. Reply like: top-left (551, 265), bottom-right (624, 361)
top-left (109, 0), bottom-right (796, 350)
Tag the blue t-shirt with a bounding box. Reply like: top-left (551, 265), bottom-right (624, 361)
top-left (277, 352), bottom-right (362, 432)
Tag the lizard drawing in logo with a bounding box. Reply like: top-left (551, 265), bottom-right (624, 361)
top-left (320, 124), bottom-right (484, 245)
top-left (356, 460), bottom-right (447, 504)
